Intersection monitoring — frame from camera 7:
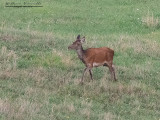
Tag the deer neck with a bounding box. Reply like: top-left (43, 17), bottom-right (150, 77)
top-left (76, 46), bottom-right (85, 62)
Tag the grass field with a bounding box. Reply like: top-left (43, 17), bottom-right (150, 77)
top-left (0, 0), bottom-right (160, 119)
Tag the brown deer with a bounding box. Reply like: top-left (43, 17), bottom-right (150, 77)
top-left (68, 35), bottom-right (116, 83)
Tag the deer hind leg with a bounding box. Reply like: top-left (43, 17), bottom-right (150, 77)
top-left (108, 64), bottom-right (117, 81)
top-left (89, 69), bottom-right (93, 81)
top-left (105, 61), bottom-right (116, 81)
top-left (112, 64), bottom-right (117, 81)
top-left (108, 65), bottom-right (113, 80)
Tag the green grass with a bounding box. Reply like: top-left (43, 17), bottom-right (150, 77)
top-left (0, 0), bottom-right (160, 120)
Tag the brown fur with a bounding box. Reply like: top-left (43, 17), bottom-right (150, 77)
top-left (83, 47), bottom-right (114, 66)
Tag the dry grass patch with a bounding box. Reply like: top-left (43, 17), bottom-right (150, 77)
top-left (111, 35), bottom-right (160, 57)
top-left (0, 33), bottom-right (19, 41)
top-left (67, 103), bottom-right (75, 112)
top-left (52, 102), bottom-right (76, 114)
top-left (80, 108), bottom-right (91, 120)
top-left (52, 48), bottom-right (75, 66)
top-left (103, 112), bottom-right (115, 120)
top-left (142, 38), bottom-right (160, 56)
top-left (113, 35), bottom-right (142, 52)
top-left (142, 11), bottom-right (159, 28)
top-left (0, 71), bottom-right (18, 80)
top-left (0, 99), bottom-right (14, 116)
top-left (0, 46), bottom-right (18, 71)
top-left (27, 67), bottom-right (46, 86)
top-left (0, 27), bottom-right (54, 40)
top-left (80, 100), bottom-right (92, 119)
top-left (12, 98), bottom-right (41, 120)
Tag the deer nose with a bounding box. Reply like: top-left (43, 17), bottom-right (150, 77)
top-left (68, 46), bottom-right (71, 49)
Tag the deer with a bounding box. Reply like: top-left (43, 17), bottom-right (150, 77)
top-left (68, 35), bottom-right (117, 84)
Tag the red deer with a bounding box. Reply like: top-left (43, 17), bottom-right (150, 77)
top-left (68, 35), bottom-right (116, 83)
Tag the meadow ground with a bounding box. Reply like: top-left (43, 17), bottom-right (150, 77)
top-left (0, 0), bottom-right (160, 119)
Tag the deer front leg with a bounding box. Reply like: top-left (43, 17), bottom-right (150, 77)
top-left (81, 67), bottom-right (93, 83)
top-left (81, 68), bottom-right (88, 83)
top-left (89, 70), bottom-right (93, 81)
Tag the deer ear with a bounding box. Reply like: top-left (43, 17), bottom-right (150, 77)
top-left (80, 36), bottom-right (85, 43)
top-left (77, 35), bottom-right (80, 39)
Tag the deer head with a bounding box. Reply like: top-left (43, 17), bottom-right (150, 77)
top-left (68, 35), bottom-right (85, 50)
